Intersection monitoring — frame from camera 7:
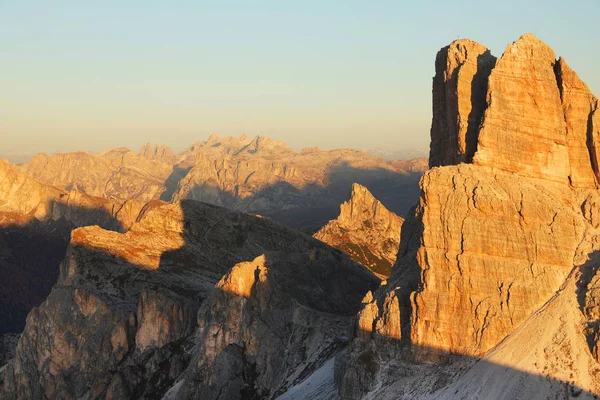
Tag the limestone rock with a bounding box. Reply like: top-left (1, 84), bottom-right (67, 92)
top-left (314, 183), bottom-right (404, 277)
top-left (172, 137), bottom-right (422, 231)
top-left (429, 39), bottom-right (496, 167)
top-left (0, 160), bottom-right (148, 334)
top-left (337, 33), bottom-right (600, 399)
top-left (410, 165), bottom-right (584, 356)
top-left (389, 158), bottom-right (429, 174)
top-left (555, 57), bottom-right (600, 187)
top-left (0, 159), bottom-right (63, 219)
top-left (431, 34), bottom-right (600, 190)
top-left (427, 270), bottom-right (600, 399)
top-left (473, 34), bottom-right (570, 183)
top-left (0, 159), bottom-right (146, 232)
top-left (17, 135), bottom-right (424, 232)
top-left (0, 200), bottom-right (377, 399)
top-left (173, 251), bottom-right (377, 399)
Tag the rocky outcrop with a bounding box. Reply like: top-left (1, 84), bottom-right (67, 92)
top-left (428, 269), bottom-right (600, 399)
top-left (0, 160), bottom-right (149, 334)
top-left (472, 34), bottom-right (571, 184)
top-left (337, 34), bottom-right (600, 399)
top-left (172, 251), bottom-right (376, 399)
top-left (555, 57), bottom-right (600, 187)
top-left (0, 159), bottom-right (146, 231)
top-left (1, 200), bottom-right (377, 399)
top-left (171, 152), bottom-right (301, 212)
top-left (0, 159), bottom-right (64, 220)
top-left (431, 34), bottom-right (600, 190)
top-left (314, 183), bottom-right (404, 277)
top-left (410, 165), bottom-right (584, 356)
top-left (389, 158), bottom-right (428, 174)
top-left (429, 39), bottom-right (496, 167)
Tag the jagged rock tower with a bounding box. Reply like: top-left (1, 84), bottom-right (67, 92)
top-left (338, 33), bottom-right (600, 399)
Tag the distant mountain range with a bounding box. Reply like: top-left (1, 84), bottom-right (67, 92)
top-left (17, 134), bottom-right (427, 231)
top-left (4, 33), bottom-right (600, 399)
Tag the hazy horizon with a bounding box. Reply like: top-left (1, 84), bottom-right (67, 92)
top-left (1, 0), bottom-right (598, 155)
top-left (0, 132), bottom-right (430, 162)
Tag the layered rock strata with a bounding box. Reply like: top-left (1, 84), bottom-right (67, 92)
top-left (338, 33), bottom-right (600, 399)
top-left (1, 200), bottom-right (377, 399)
top-left (314, 183), bottom-right (404, 277)
top-left (171, 251), bottom-right (376, 399)
top-left (429, 39), bottom-right (496, 167)
top-left (0, 160), bottom-right (148, 334)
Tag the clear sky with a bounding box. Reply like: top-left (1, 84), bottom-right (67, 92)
top-left (1, 0), bottom-right (598, 154)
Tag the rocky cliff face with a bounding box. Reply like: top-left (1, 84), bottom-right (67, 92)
top-left (314, 183), bottom-right (404, 277)
top-left (7, 31), bottom-right (598, 400)
top-left (0, 160), bottom-right (147, 335)
top-left (171, 251), bottom-right (376, 399)
top-left (556, 57), bottom-right (600, 188)
top-left (429, 39), bottom-right (496, 167)
top-left (0, 159), bottom-right (146, 231)
top-left (337, 34), bottom-right (600, 399)
top-left (1, 200), bottom-right (377, 399)
top-left (472, 34), bottom-right (572, 184)
top-left (430, 33), bottom-right (600, 189)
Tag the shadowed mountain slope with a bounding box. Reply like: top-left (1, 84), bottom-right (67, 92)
top-left (0, 199), bottom-right (378, 399)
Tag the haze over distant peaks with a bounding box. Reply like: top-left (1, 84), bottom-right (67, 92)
top-left (15, 134), bottom-right (425, 231)
top-left (3, 33), bottom-right (600, 399)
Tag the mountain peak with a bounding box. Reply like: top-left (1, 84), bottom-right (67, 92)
top-left (431, 32), bottom-right (599, 188)
top-left (139, 143), bottom-right (175, 160)
top-left (314, 183), bottom-right (403, 277)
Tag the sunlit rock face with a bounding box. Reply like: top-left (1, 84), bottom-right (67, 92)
top-left (429, 39), bottom-right (496, 167)
top-left (555, 57), bottom-right (600, 188)
top-left (139, 143), bottom-right (176, 161)
top-left (337, 34), bottom-right (600, 399)
top-left (472, 34), bottom-right (571, 184)
top-left (173, 251), bottom-right (377, 399)
top-left (0, 200), bottom-right (378, 399)
top-left (314, 183), bottom-right (404, 277)
top-left (410, 165), bottom-right (584, 355)
top-left (0, 160), bottom-right (149, 336)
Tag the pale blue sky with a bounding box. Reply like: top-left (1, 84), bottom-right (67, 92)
top-left (0, 0), bottom-right (598, 154)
